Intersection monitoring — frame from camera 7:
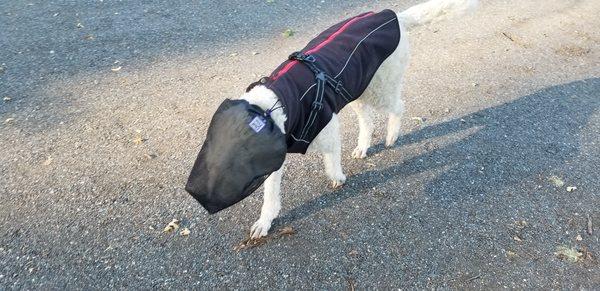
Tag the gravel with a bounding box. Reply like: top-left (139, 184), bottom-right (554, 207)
top-left (1, 0), bottom-right (599, 289)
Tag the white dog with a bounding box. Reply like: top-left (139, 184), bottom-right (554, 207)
top-left (239, 0), bottom-right (479, 238)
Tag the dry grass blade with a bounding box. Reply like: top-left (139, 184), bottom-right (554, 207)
top-left (464, 274), bottom-right (481, 283)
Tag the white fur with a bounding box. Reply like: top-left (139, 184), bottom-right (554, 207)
top-left (241, 0), bottom-right (478, 238)
top-left (398, 0), bottom-right (478, 29)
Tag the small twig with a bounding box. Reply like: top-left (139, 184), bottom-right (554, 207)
top-left (501, 32), bottom-right (515, 42)
top-left (588, 214), bottom-right (593, 235)
top-left (464, 274), bottom-right (481, 283)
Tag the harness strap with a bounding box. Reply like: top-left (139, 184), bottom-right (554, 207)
top-left (288, 52), bottom-right (353, 139)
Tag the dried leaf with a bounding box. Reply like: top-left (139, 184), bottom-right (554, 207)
top-left (513, 235), bottom-right (523, 242)
top-left (506, 250), bottom-right (518, 258)
top-left (580, 246), bottom-right (596, 264)
top-left (566, 186), bottom-right (577, 192)
top-left (411, 116), bottom-right (425, 124)
top-left (234, 236), bottom-right (268, 251)
top-left (133, 135), bottom-right (145, 145)
top-left (282, 29), bottom-right (294, 38)
top-left (180, 227), bottom-right (190, 236)
top-left (163, 219), bottom-right (180, 233)
top-left (278, 226), bottom-right (295, 236)
top-left (348, 249), bottom-right (359, 257)
top-left (234, 225), bottom-right (296, 251)
top-left (111, 66), bottom-right (122, 72)
top-left (548, 176), bottom-right (564, 187)
top-left (555, 246), bottom-right (582, 262)
top-left (83, 34), bottom-right (94, 40)
top-left (4, 118), bottom-right (14, 124)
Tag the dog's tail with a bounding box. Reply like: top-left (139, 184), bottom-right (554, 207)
top-left (397, 0), bottom-right (479, 29)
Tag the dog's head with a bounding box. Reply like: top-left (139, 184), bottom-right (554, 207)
top-left (185, 99), bottom-right (286, 214)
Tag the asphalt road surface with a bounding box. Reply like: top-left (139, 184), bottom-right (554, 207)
top-left (1, 0), bottom-right (599, 289)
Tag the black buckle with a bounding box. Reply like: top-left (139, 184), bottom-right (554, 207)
top-left (334, 79), bottom-right (343, 94)
top-left (289, 52), bottom-right (316, 62)
top-left (312, 100), bottom-right (323, 111)
top-left (304, 55), bottom-right (316, 62)
top-left (316, 72), bottom-right (326, 81)
top-left (288, 51), bottom-right (304, 60)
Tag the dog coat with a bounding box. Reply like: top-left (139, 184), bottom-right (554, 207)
top-left (265, 9), bottom-right (401, 153)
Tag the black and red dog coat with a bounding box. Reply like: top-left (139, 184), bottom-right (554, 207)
top-left (265, 9), bottom-right (401, 153)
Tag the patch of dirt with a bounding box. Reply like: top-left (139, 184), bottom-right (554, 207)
top-left (555, 45), bottom-right (591, 57)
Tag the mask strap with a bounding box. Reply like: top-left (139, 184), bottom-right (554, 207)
top-left (264, 100), bottom-right (283, 118)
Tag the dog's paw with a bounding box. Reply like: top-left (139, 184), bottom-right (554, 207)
top-left (331, 174), bottom-right (346, 189)
top-left (385, 134), bottom-right (399, 147)
top-left (250, 219), bottom-right (272, 238)
top-left (352, 146), bottom-right (368, 159)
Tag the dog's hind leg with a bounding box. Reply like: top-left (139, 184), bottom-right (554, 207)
top-left (349, 100), bottom-right (374, 159)
top-left (311, 114), bottom-right (346, 188)
top-left (385, 97), bottom-right (405, 147)
top-left (250, 161), bottom-right (285, 238)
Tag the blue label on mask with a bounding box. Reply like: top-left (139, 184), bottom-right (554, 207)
top-left (249, 116), bottom-right (266, 133)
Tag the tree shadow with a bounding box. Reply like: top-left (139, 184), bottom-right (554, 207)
top-left (278, 78), bottom-right (599, 224)
top-left (0, 0), bottom-right (408, 132)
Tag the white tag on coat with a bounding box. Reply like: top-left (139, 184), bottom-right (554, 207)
top-left (249, 116), bottom-right (266, 133)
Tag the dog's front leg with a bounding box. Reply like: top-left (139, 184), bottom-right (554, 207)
top-left (250, 162), bottom-right (285, 238)
top-left (349, 101), bottom-right (374, 159)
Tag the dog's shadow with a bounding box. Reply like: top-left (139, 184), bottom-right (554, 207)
top-left (276, 78), bottom-right (599, 225)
